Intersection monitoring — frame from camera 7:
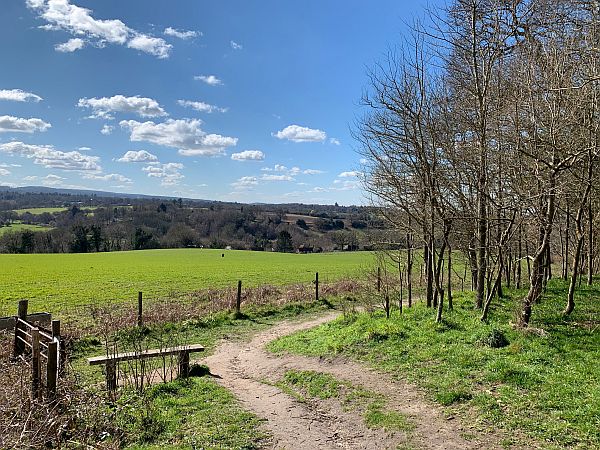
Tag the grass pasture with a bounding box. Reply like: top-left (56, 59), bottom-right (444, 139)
top-left (0, 222), bottom-right (53, 235)
top-left (12, 206), bottom-right (97, 215)
top-left (0, 249), bottom-right (374, 315)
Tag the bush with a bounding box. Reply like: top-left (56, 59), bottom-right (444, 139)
top-left (479, 328), bottom-right (509, 348)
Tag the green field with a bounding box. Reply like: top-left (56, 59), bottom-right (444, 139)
top-left (0, 249), bottom-right (374, 315)
top-left (12, 207), bottom-right (69, 214)
top-left (12, 206), bottom-right (97, 215)
top-left (0, 222), bottom-right (53, 235)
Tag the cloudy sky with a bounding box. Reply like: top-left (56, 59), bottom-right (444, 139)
top-left (0, 0), bottom-right (437, 205)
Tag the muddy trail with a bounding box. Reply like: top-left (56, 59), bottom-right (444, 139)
top-left (204, 312), bottom-right (508, 450)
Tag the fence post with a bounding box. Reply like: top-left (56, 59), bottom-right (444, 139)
top-left (138, 291), bottom-right (143, 327)
top-left (47, 341), bottom-right (58, 398)
top-left (236, 280), bottom-right (242, 315)
top-left (31, 327), bottom-right (41, 400)
top-left (377, 267), bottom-right (381, 292)
top-left (13, 300), bottom-right (28, 358)
top-left (51, 320), bottom-right (66, 376)
top-left (315, 272), bottom-right (319, 301)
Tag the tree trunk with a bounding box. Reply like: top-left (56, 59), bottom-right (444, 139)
top-left (447, 241), bottom-right (453, 310)
top-left (588, 197), bottom-right (593, 285)
top-left (520, 174), bottom-right (556, 327)
top-left (407, 232), bottom-right (413, 307)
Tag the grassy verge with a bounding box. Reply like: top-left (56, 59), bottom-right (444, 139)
top-left (123, 376), bottom-right (267, 449)
top-left (278, 369), bottom-right (414, 433)
top-left (268, 279), bottom-right (600, 449)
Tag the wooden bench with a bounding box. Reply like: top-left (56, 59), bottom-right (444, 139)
top-left (88, 344), bottom-right (204, 390)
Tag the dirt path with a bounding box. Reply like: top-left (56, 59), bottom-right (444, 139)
top-left (204, 312), bottom-right (503, 450)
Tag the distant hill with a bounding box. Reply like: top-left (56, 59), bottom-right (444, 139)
top-left (0, 185), bottom-right (193, 201)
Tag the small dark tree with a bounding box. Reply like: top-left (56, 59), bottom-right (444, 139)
top-left (296, 219), bottom-right (309, 230)
top-left (20, 230), bottom-right (35, 253)
top-left (276, 230), bottom-right (294, 253)
top-left (70, 225), bottom-right (89, 253)
top-left (89, 225), bottom-right (103, 252)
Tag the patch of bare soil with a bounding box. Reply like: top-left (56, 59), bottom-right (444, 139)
top-left (204, 313), bottom-right (514, 449)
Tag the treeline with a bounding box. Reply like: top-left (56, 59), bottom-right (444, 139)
top-left (0, 191), bottom-right (384, 254)
top-left (358, 0), bottom-right (600, 326)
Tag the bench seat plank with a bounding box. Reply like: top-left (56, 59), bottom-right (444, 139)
top-left (88, 344), bottom-right (204, 365)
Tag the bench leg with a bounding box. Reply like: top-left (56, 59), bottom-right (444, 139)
top-left (106, 361), bottom-right (117, 391)
top-left (178, 351), bottom-right (190, 378)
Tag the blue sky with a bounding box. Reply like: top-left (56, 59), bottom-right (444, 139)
top-left (0, 0), bottom-right (439, 205)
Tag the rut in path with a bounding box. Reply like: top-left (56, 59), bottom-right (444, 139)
top-left (203, 312), bottom-right (505, 450)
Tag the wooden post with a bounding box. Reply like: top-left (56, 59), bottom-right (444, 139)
top-left (137, 291), bottom-right (143, 327)
top-left (31, 328), bottom-right (41, 399)
top-left (315, 272), bottom-right (319, 301)
top-left (178, 350), bottom-right (190, 378)
top-left (236, 280), bottom-right (242, 315)
top-left (377, 267), bottom-right (381, 292)
top-left (51, 319), bottom-right (60, 339)
top-left (105, 360), bottom-right (117, 391)
top-left (46, 341), bottom-right (58, 398)
top-left (13, 300), bottom-right (28, 358)
top-left (52, 320), bottom-right (66, 376)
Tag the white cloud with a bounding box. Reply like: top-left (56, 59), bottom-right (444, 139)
top-left (78, 146), bottom-right (91, 151)
top-left (23, 175), bottom-right (38, 181)
top-left (142, 162), bottom-right (184, 186)
top-left (338, 171), bottom-right (362, 178)
top-left (231, 150), bottom-right (264, 161)
top-left (177, 100), bottom-right (227, 114)
top-left (0, 168), bottom-right (10, 176)
top-left (120, 118), bottom-right (238, 157)
top-left (273, 124), bottom-right (327, 143)
top-left (261, 164), bottom-right (323, 175)
top-left (0, 141), bottom-right (101, 171)
top-left (262, 174), bottom-right (294, 182)
top-left (0, 116), bottom-right (51, 133)
top-left (231, 176), bottom-right (258, 190)
top-left (332, 180), bottom-right (360, 191)
top-left (164, 27), bottom-right (199, 40)
top-left (230, 40), bottom-right (242, 50)
top-left (261, 164), bottom-right (288, 172)
top-left (27, 0), bottom-right (171, 58)
top-left (55, 37), bottom-right (85, 52)
top-left (127, 34), bottom-right (171, 59)
top-left (0, 89), bottom-right (43, 102)
top-left (100, 124), bottom-right (114, 135)
top-left (83, 172), bottom-right (132, 183)
top-left (329, 138), bottom-right (341, 146)
top-left (194, 75), bottom-right (223, 86)
top-left (78, 95), bottom-right (167, 119)
top-left (42, 174), bottom-right (65, 186)
top-left (117, 150), bottom-right (158, 163)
